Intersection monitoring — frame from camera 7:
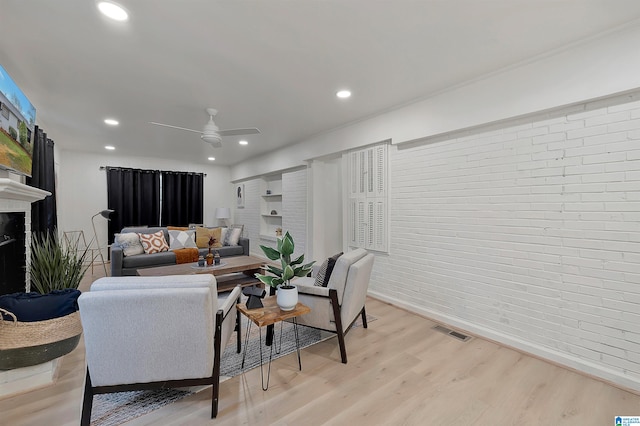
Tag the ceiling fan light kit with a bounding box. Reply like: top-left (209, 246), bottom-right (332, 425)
top-left (150, 107), bottom-right (260, 149)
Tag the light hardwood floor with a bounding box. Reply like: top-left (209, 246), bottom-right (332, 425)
top-left (2, 268), bottom-right (640, 425)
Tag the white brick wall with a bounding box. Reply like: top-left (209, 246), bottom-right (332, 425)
top-left (372, 91), bottom-right (640, 390)
top-left (282, 168), bottom-right (308, 259)
top-left (235, 169), bottom-right (308, 258)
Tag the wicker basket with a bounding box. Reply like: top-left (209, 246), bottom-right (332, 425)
top-left (0, 308), bottom-right (83, 370)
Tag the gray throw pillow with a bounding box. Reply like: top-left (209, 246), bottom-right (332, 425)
top-left (314, 252), bottom-right (343, 287)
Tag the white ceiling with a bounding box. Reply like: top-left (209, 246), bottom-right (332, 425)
top-left (2, 1), bottom-right (640, 166)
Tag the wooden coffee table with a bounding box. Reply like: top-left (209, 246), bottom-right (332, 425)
top-left (136, 255), bottom-right (268, 292)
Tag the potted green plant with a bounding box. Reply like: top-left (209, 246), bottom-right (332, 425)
top-left (30, 230), bottom-right (90, 294)
top-left (0, 230), bottom-right (90, 370)
top-left (255, 231), bottom-right (315, 311)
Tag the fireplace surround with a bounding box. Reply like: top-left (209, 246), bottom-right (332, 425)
top-left (0, 174), bottom-right (52, 398)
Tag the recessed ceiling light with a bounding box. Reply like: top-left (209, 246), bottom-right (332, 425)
top-left (239, 140), bottom-right (248, 145)
top-left (104, 118), bottom-right (119, 126)
top-left (105, 145), bottom-right (115, 150)
top-left (336, 90), bottom-right (351, 99)
top-left (208, 157), bottom-right (215, 161)
top-left (97, 1), bottom-right (129, 22)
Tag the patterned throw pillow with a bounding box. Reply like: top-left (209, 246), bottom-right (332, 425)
top-left (314, 252), bottom-right (343, 287)
top-left (195, 227), bottom-right (222, 248)
top-left (223, 227), bottom-right (242, 246)
top-left (138, 230), bottom-right (170, 254)
top-left (114, 232), bottom-right (145, 257)
top-left (168, 229), bottom-right (197, 250)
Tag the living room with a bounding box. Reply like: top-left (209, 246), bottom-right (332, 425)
top-left (3, 1), bottom-right (640, 424)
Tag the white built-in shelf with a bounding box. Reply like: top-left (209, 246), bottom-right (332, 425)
top-left (261, 214), bottom-right (282, 218)
top-left (259, 234), bottom-right (278, 241)
top-left (262, 193), bottom-right (282, 198)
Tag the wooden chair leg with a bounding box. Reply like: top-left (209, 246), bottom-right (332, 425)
top-left (361, 306), bottom-right (368, 329)
top-left (80, 368), bottom-right (94, 426)
top-left (329, 289), bottom-right (347, 364)
top-left (212, 381), bottom-right (219, 418)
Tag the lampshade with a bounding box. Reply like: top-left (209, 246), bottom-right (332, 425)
top-left (92, 209), bottom-right (115, 220)
top-left (215, 207), bottom-right (230, 219)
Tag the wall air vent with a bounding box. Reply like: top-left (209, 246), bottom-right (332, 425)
top-left (432, 325), bottom-right (472, 342)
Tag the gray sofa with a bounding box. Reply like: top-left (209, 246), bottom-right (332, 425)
top-left (110, 226), bottom-right (249, 276)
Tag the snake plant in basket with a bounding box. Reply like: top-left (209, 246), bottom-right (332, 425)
top-left (255, 231), bottom-right (315, 311)
top-left (0, 231), bottom-right (90, 370)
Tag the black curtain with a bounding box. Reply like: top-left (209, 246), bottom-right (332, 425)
top-left (26, 126), bottom-right (57, 235)
top-left (160, 171), bottom-right (203, 226)
top-left (106, 167), bottom-right (160, 244)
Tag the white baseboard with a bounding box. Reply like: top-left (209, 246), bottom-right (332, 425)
top-left (368, 289), bottom-right (640, 393)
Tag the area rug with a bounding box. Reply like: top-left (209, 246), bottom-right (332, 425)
top-left (91, 315), bottom-right (376, 425)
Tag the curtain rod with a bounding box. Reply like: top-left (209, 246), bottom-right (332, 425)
top-left (99, 166), bottom-right (207, 177)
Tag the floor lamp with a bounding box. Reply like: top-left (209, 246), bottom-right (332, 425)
top-left (91, 209), bottom-right (114, 276)
top-left (215, 207), bottom-right (231, 227)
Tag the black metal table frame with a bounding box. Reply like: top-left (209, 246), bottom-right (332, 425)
top-left (240, 318), bottom-right (303, 391)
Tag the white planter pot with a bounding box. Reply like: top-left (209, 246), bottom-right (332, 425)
top-left (276, 284), bottom-right (298, 311)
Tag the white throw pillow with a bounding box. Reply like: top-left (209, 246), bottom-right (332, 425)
top-left (114, 233), bottom-right (145, 257)
top-left (223, 227), bottom-right (242, 246)
top-left (168, 229), bottom-right (197, 250)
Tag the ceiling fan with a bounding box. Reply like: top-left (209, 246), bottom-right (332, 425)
top-left (150, 108), bottom-right (260, 148)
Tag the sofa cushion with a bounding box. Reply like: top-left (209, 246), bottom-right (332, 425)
top-left (114, 232), bottom-right (145, 256)
top-left (168, 229), bottom-right (197, 250)
top-left (197, 245), bottom-right (244, 258)
top-left (138, 231), bottom-right (170, 254)
top-left (122, 251), bottom-right (177, 269)
top-left (195, 227), bottom-right (222, 249)
top-left (314, 252), bottom-right (343, 287)
top-left (0, 289), bottom-right (81, 322)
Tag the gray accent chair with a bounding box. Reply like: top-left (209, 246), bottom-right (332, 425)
top-left (293, 248), bottom-right (375, 363)
top-left (77, 274), bottom-right (241, 424)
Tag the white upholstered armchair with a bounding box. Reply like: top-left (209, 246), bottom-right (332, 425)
top-left (293, 248), bottom-right (374, 363)
top-left (77, 274), bottom-right (241, 425)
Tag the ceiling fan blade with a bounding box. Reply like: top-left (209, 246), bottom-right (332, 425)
top-left (219, 128), bottom-right (261, 137)
top-left (150, 122), bottom-right (202, 134)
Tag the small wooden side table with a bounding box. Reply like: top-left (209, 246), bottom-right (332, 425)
top-left (237, 296), bottom-right (310, 390)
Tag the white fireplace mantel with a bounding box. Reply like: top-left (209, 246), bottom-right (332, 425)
top-left (0, 178), bottom-right (50, 203)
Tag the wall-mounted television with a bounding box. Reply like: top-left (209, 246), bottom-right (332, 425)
top-left (0, 64), bottom-right (35, 177)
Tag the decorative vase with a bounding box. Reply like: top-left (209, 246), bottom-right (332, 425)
top-left (214, 250), bottom-right (221, 265)
top-left (276, 284), bottom-right (298, 311)
top-left (206, 249), bottom-right (214, 266)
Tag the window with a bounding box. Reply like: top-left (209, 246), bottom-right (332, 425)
top-left (346, 142), bottom-right (388, 252)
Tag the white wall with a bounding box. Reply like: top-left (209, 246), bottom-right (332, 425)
top-left (56, 150), bottom-right (234, 258)
top-left (309, 157), bottom-right (343, 261)
top-left (282, 168), bottom-right (308, 259)
top-left (233, 177), bottom-right (261, 255)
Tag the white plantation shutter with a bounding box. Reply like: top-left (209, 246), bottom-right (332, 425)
top-left (346, 142), bottom-right (388, 252)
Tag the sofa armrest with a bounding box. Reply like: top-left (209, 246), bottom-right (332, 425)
top-left (218, 285), bottom-right (242, 351)
top-left (218, 285), bottom-right (242, 318)
top-left (110, 245), bottom-right (124, 277)
top-left (295, 280), bottom-right (332, 298)
top-left (238, 237), bottom-right (249, 256)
